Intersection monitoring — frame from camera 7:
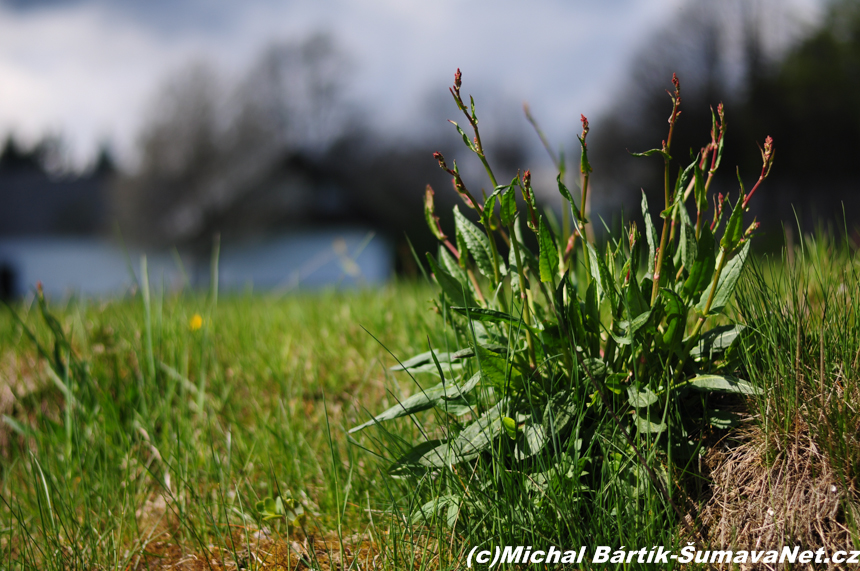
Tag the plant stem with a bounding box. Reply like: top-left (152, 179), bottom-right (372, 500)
top-left (508, 224), bottom-right (537, 368)
top-left (686, 247), bottom-right (729, 347)
top-left (650, 76), bottom-right (682, 305)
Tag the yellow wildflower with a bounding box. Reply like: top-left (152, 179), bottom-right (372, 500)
top-left (189, 314), bottom-right (203, 331)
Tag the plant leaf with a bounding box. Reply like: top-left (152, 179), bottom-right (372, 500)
top-left (641, 191), bottom-right (658, 275)
top-left (420, 404), bottom-right (504, 467)
top-left (630, 148), bottom-right (671, 161)
top-left (628, 386), bottom-right (659, 408)
top-left (427, 252), bottom-right (476, 308)
top-left (683, 225), bottom-right (716, 299)
top-left (424, 187), bottom-right (446, 241)
top-left (390, 349), bottom-right (454, 371)
top-left (679, 214), bottom-right (697, 273)
top-left (481, 192), bottom-right (497, 231)
top-left (556, 175), bottom-right (582, 219)
top-left (694, 161), bottom-right (708, 213)
top-left (687, 374), bottom-right (761, 395)
top-left (500, 184), bottom-right (518, 225)
top-left (451, 306), bottom-right (520, 325)
top-left (720, 194), bottom-right (746, 251)
top-left (538, 216), bottom-right (559, 284)
top-left (502, 416), bottom-right (518, 440)
top-left (349, 373), bottom-right (482, 433)
top-left (454, 206), bottom-right (497, 279)
top-left (692, 324), bottom-right (745, 360)
top-left (633, 411), bottom-right (667, 434)
top-left (515, 422), bottom-right (548, 460)
top-left (449, 120), bottom-right (475, 151)
top-left (474, 345), bottom-right (510, 389)
top-left (696, 240), bottom-right (750, 316)
top-left (707, 409), bottom-right (742, 429)
top-left (586, 242), bottom-right (616, 310)
top-left (389, 439), bottom-right (446, 478)
top-left (660, 288), bottom-right (686, 351)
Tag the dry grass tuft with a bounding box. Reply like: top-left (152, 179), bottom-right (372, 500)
top-left (701, 422), bottom-right (859, 563)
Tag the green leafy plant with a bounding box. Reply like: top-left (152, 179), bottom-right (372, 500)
top-left (352, 69), bottom-right (774, 543)
top-left (256, 491), bottom-right (306, 532)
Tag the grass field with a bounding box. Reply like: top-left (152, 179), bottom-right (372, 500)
top-left (0, 281), bottom-right (454, 569)
top-left (1, 233), bottom-right (858, 570)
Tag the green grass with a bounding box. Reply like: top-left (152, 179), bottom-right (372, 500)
top-left (0, 282), bottom-right (445, 569)
top-left (1, 234), bottom-right (858, 570)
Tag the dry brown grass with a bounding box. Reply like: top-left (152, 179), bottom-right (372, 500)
top-left (701, 421), bottom-right (859, 567)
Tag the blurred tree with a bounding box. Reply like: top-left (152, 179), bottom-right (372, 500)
top-left (740, 0), bottom-right (860, 228)
top-left (113, 33), bottom-right (357, 250)
top-left (113, 32), bottom-right (527, 274)
top-left (587, 0), bottom-right (851, 239)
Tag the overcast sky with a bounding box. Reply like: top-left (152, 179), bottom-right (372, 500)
top-left (0, 0), bottom-right (823, 169)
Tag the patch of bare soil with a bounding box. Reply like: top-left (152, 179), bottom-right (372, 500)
top-left (129, 532), bottom-right (381, 571)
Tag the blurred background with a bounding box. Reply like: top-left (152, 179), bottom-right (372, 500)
top-left (0, 0), bottom-right (855, 298)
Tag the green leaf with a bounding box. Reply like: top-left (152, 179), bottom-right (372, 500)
top-left (2, 415), bottom-right (36, 438)
top-left (683, 225), bottom-right (716, 299)
top-left (538, 216), bottom-right (559, 284)
top-left (475, 346), bottom-right (510, 389)
top-left (628, 386), bottom-right (658, 408)
top-left (412, 495), bottom-right (460, 524)
top-left (567, 294), bottom-right (588, 348)
top-left (692, 324), bottom-right (745, 360)
top-left (675, 158), bottom-right (696, 208)
top-left (451, 307), bottom-right (519, 325)
top-left (630, 148), bottom-right (671, 161)
top-left (660, 288), bottom-right (686, 351)
top-left (604, 373), bottom-right (627, 395)
top-left (515, 424), bottom-right (547, 459)
top-left (420, 404), bottom-right (504, 467)
top-left (502, 416), bottom-right (518, 440)
top-left (424, 187), bottom-right (446, 241)
top-left (556, 175), bottom-right (582, 219)
top-left (349, 373), bottom-right (482, 433)
top-left (584, 280), bottom-right (600, 336)
top-left (426, 252), bottom-right (476, 308)
top-left (695, 241), bottom-right (750, 316)
top-left (481, 190), bottom-right (498, 229)
top-left (687, 374), bottom-right (761, 395)
top-left (641, 191), bottom-right (658, 275)
top-left (449, 120), bottom-right (475, 151)
top-left (454, 206), bottom-right (497, 279)
top-left (450, 343), bottom-right (508, 360)
top-left (390, 349), bottom-right (454, 371)
top-left (694, 161), bottom-right (708, 213)
top-left (707, 409), bottom-right (741, 429)
top-left (581, 357), bottom-right (607, 379)
top-left (500, 184), bottom-right (518, 225)
top-left (388, 440), bottom-right (446, 478)
top-left (626, 273), bottom-right (648, 319)
top-left (586, 243), bottom-right (616, 310)
top-left (435, 397), bottom-right (477, 417)
top-left (578, 134), bottom-right (592, 174)
top-left (681, 216), bottom-right (699, 273)
top-left (556, 174), bottom-right (574, 204)
top-left (633, 411), bottom-right (667, 434)
top-left (720, 194), bottom-right (746, 251)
